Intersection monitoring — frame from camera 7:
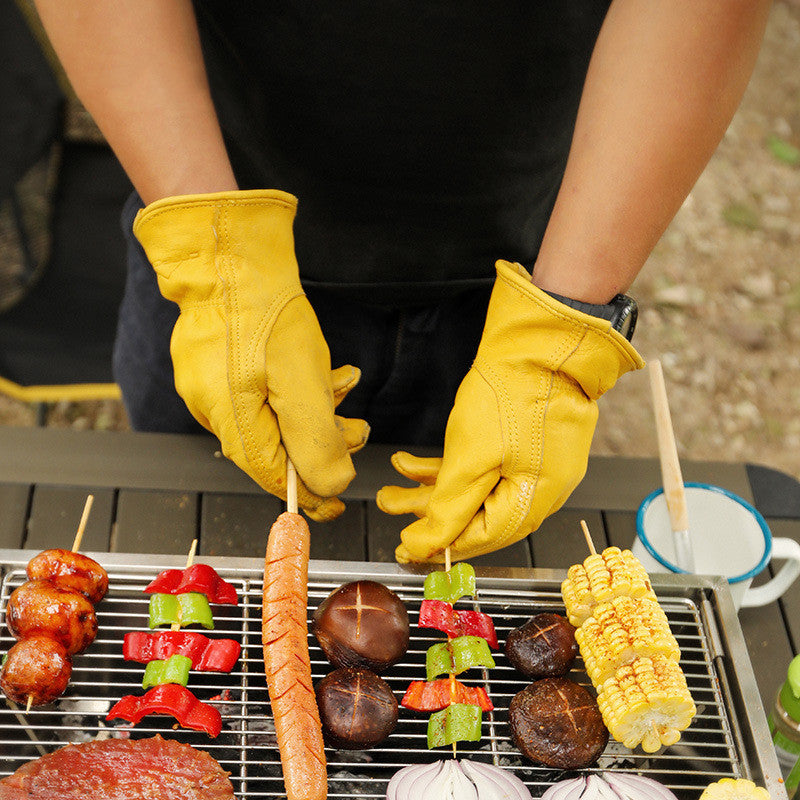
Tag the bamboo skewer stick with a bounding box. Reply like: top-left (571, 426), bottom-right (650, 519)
top-left (287, 459), bottom-right (298, 515)
top-left (71, 495), bottom-right (94, 553)
top-left (581, 519), bottom-right (597, 556)
top-left (649, 359), bottom-right (695, 572)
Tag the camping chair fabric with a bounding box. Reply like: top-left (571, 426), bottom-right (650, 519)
top-left (0, 0), bottom-right (129, 403)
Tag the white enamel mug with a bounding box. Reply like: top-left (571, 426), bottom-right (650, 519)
top-left (634, 482), bottom-right (800, 610)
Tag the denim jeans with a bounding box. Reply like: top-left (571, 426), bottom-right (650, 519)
top-left (113, 192), bottom-right (491, 446)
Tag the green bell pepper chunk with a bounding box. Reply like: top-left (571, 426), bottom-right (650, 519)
top-left (142, 653), bottom-right (193, 689)
top-left (425, 635), bottom-right (495, 681)
top-left (148, 592), bottom-right (214, 630)
top-left (423, 562), bottom-right (476, 605)
top-left (427, 703), bottom-right (482, 748)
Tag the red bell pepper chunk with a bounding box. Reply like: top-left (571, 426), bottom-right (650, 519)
top-left (123, 630), bottom-right (241, 672)
top-left (455, 609), bottom-right (499, 650)
top-left (401, 678), bottom-right (494, 712)
top-left (418, 599), bottom-right (499, 649)
top-left (144, 564), bottom-right (239, 605)
top-left (106, 684), bottom-right (222, 737)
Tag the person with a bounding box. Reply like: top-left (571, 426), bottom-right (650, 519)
top-left (31, 1), bottom-right (771, 562)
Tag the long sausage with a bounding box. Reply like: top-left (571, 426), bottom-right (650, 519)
top-left (262, 511), bottom-right (327, 800)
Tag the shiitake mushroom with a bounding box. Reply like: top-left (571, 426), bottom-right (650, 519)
top-left (315, 667), bottom-right (398, 749)
top-left (504, 612), bottom-right (578, 678)
top-left (312, 580), bottom-right (409, 673)
top-left (509, 676), bottom-right (608, 769)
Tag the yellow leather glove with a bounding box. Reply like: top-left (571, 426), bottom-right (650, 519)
top-left (377, 260), bottom-right (644, 562)
top-left (133, 189), bottom-right (370, 521)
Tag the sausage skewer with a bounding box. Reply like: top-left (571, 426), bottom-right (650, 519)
top-left (28, 494), bottom-right (95, 712)
top-left (262, 460), bottom-right (327, 800)
top-left (2, 494), bottom-right (107, 711)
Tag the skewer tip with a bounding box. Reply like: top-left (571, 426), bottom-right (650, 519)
top-left (286, 459), bottom-right (298, 515)
top-left (71, 494), bottom-right (95, 553)
top-left (26, 695), bottom-right (33, 713)
top-left (580, 519), bottom-right (597, 556)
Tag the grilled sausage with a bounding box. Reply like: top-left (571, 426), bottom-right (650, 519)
top-left (263, 511), bottom-right (327, 800)
top-left (6, 580), bottom-right (97, 655)
top-left (27, 549), bottom-right (109, 604)
top-left (0, 635), bottom-right (72, 706)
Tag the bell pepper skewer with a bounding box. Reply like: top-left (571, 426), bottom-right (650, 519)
top-left (445, 549), bottom-right (458, 759)
top-left (24, 494), bottom-right (95, 713)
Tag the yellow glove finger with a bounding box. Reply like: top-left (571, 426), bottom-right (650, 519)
top-left (336, 415), bottom-right (371, 454)
top-left (376, 483), bottom-right (434, 518)
top-left (331, 365), bottom-right (362, 407)
top-left (395, 468), bottom-right (499, 562)
top-left (389, 451), bottom-right (442, 485)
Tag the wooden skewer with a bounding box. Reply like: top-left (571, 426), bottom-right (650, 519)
top-left (171, 538), bottom-right (198, 632)
top-left (71, 494), bottom-right (94, 553)
top-left (25, 695), bottom-right (33, 713)
top-left (287, 459), bottom-right (298, 515)
top-left (580, 519), bottom-right (597, 556)
top-left (649, 358), bottom-right (694, 572)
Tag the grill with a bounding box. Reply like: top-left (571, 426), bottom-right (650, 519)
top-left (0, 550), bottom-right (783, 799)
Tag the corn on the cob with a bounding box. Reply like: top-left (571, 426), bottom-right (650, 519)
top-left (699, 779), bottom-right (771, 800)
top-left (575, 595), bottom-right (680, 685)
top-left (596, 655), bottom-right (695, 753)
top-left (561, 547), bottom-right (656, 627)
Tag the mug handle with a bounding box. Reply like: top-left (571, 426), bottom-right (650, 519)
top-left (741, 537), bottom-right (800, 608)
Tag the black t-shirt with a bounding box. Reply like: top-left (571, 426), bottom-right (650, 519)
top-left (193, 2), bottom-right (611, 305)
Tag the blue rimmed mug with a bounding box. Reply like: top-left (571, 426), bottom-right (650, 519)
top-left (634, 482), bottom-right (800, 610)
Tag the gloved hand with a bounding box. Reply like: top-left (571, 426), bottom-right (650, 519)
top-left (133, 189), bottom-right (370, 521)
top-left (377, 260), bottom-right (644, 562)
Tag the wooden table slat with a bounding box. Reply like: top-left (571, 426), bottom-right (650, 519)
top-left (531, 509), bottom-right (606, 569)
top-left (113, 489), bottom-right (197, 555)
top-left (200, 493), bottom-right (283, 558)
top-left (25, 486), bottom-right (113, 553)
top-left (0, 484), bottom-right (30, 549)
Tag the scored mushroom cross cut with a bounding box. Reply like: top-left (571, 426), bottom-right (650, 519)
top-left (340, 583), bottom-right (391, 639)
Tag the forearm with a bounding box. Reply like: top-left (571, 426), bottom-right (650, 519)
top-left (33, 0), bottom-right (236, 204)
top-left (533, 0), bottom-right (771, 304)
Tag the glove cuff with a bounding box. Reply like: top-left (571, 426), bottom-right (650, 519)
top-left (132, 189), bottom-right (301, 303)
top-left (489, 260), bottom-right (645, 399)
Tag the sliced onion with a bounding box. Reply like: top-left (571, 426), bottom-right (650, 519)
top-left (386, 759), bottom-right (531, 799)
top-left (540, 773), bottom-right (679, 800)
top-left (387, 762), bottom-right (442, 800)
top-left (541, 776), bottom-right (587, 800)
top-left (586, 774), bottom-right (623, 800)
top-left (428, 759), bottom-right (478, 800)
top-left (460, 760), bottom-right (533, 800)
top-left (602, 772), bottom-right (680, 800)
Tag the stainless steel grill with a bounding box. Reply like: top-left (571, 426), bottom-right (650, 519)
top-left (0, 551), bottom-right (783, 798)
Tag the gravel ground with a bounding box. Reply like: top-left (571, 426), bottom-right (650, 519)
top-left (2, 2), bottom-right (800, 485)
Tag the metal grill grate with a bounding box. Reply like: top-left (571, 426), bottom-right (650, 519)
top-left (0, 553), bottom-right (764, 798)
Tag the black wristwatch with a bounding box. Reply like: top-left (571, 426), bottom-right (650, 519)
top-left (543, 289), bottom-right (638, 341)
